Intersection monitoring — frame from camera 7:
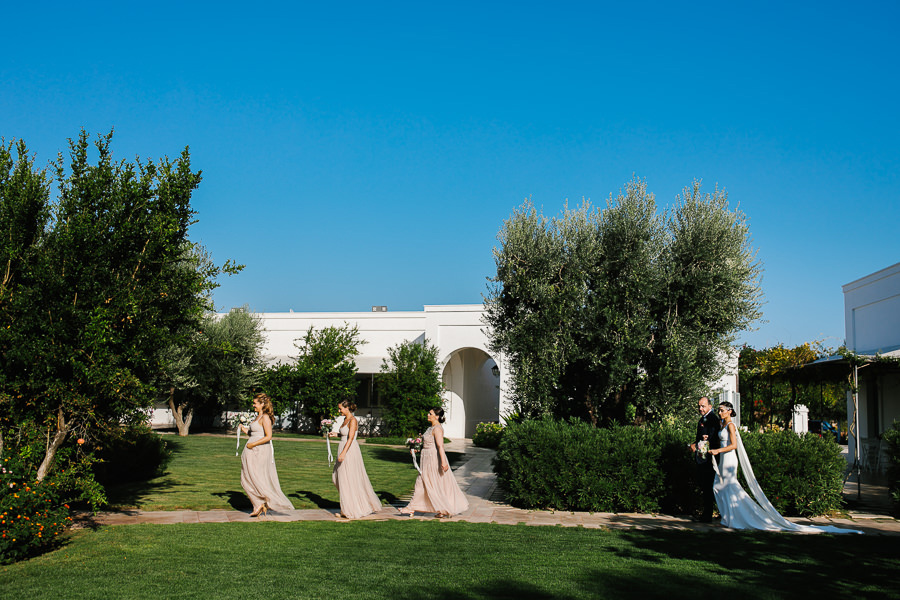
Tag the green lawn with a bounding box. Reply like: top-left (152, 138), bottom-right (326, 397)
top-left (104, 435), bottom-right (432, 511)
top-left (2, 521), bottom-right (897, 599)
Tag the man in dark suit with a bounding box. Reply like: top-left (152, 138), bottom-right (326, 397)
top-left (689, 396), bottom-right (721, 522)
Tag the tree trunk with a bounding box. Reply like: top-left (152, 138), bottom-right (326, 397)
top-left (167, 387), bottom-right (193, 436)
top-left (583, 390), bottom-right (598, 427)
top-left (37, 407), bottom-right (68, 482)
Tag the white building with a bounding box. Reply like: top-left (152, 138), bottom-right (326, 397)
top-left (256, 305), bottom-right (509, 439)
top-left (841, 262), bottom-right (900, 471)
top-left (152, 303), bottom-right (741, 437)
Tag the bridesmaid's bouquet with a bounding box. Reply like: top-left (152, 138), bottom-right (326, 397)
top-left (405, 436), bottom-right (423, 454)
top-left (406, 435), bottom-right (424, 474)
top-left (231, 412), bottom-right (254, 456)
top-left (321, 419), bottom-right (335, 464)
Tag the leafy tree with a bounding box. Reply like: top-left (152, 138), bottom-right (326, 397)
top-left (294, 324), bottom-right (364, 423)
top-left (378, 339), bottom-right (443, 437)
top-left (258, 362), bottom-right (306, 428)
top-left (739, 342), bottom-right (848, 429)
top-left (485, 177), bottom-right (762, 426)
top-left (161, 307), bottom-right (265, 435)
top-left (0, 131), bottom-right (237, 485)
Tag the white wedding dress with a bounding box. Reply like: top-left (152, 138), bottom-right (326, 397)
top-left (713, 423), bottom-right (859, 533)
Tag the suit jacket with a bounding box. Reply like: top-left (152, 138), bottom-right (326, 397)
top-left (696, 409), bottom-right (722, 453)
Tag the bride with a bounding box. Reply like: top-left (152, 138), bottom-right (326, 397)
top-left (708, 402), bottom-right (859, 534)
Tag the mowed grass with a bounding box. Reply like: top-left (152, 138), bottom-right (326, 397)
top-left (104, 434), bottom-right (429, 511)
top-left (2, 520), bottom-right (898, 600)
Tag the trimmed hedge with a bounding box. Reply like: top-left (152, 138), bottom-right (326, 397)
top-left (738, 427), bottom-right (846, 517)
top-left (93, 425), bottom-right (172, 485)
top-left (472, 422), bottom-right (505, 449)
top-left (883, 420), bottom-right (900, 514)
top-left (493, 418), bottom-right (847, 516)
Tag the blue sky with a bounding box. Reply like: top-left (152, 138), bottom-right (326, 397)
top-left (3, 1), bottom-right (898, 350)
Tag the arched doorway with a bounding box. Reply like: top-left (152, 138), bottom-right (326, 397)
top-left (441, 347), bottom-right (500, 438)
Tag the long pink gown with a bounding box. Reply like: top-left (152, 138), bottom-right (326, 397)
top-left (404, 426), bottom-right (469, 515)
top-left (240, 418), bottom-right (294, 512)
top-left (332, 425), bottom-right (382, 518)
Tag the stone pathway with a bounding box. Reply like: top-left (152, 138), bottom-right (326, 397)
top-left (80, 439), bottom-right (900, 535)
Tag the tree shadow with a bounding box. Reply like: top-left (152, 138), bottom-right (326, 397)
top-left (374, 490), bottom-right (402, 505)
top-left (103, 478), bottom-right (185, 508)
top-left (212, 490), bottom-right (252, 510)
top-left (392, 578), bottom-right (582, 600)
top-left (385, 529), bottom-right (897, 599)
top-left (598, 529), bottom-right (898, 598)
top-left (102, 438), bottom-right (189, 508)
top-left (365, 447), bottom-right (466, 467)
top-left (366, 447), bottom-right (413, 464)
top-left (294, 490), bottom-right (340, 509)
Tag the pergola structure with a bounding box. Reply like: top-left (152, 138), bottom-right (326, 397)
top-left (804, 350), bottom-right (900, 498)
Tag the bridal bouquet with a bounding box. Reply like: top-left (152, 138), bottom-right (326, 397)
top-left (696, 440), bottom-right (709, 461)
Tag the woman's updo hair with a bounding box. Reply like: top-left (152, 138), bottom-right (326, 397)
top-left (339, 399), bottom-right (357, 413)
top-left (253, 393), bottom-right (275, 419)
top-left (431, 407), bottom-right (446, 424)
top-left (718, 401), bottom-right (736, 418)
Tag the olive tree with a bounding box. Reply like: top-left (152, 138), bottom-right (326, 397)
top-left (161, 307), bottom-right (266, 436)
top-left (485, 177), bottom-right (762, 425)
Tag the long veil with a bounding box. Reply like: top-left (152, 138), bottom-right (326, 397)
top-left (715, 426), bottom-right (861, 534)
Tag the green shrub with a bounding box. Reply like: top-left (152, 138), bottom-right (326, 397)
top-left (92, 425), bottom-right (172, 485)
top-left (493, 418), bottom-right (847, 516)
top-left (0, 454), bottom-right (73, 564)
top-left (882, 420), bottom-right (900, 515)
top-left (493, 418), bottom-right (665, 513)
top-left (378, 341), bottom-right (443, 437)
top-left (738, 429), bottom-right (845, 517)
top-left (473, 422), bottom-right (505, 448)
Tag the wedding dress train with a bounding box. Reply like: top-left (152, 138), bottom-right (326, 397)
top-left (713, 425), bottom-right (859, 533)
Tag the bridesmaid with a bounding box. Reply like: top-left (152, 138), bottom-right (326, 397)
top-left (239, 393), bottom-right (294, 517)
top-left (332, 400), bottom-right (382, 519)
top-left (399, 407), bottom-right (468, 518)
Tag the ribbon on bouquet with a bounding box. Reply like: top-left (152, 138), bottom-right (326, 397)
top-left (410, 449), bottom-right (421, 474)
top-left (326, 435), bottom-right (334, 465)
top-left (235, 424), bottom-right (241, 456)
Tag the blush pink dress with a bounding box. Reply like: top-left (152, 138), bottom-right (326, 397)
top-left (404, 426), bottom-right (469, 515)
top-left (240, 418), bottom-right (294, 513)
top-left (332, 424), bottom-right (382, 518)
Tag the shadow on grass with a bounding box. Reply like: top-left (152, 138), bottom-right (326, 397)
top-left (387, 529), bottom-right (898, 599)
top-left (367, 447), bottom-right (415, 464)
top-left (604, 529), bottom-right (899, 598)
top-left (375, 490), bottom-right (403, 505)
top-left (294, 490), bottom-right (340, 509)
top-left (102, 438), bottom-right (189, 508)
top-left (365, 447), bottom-right (465, 467)
top-left (103, 478), bottom-right (187, 508)
top-left (393, 579), bottom-right (584, 600)
top-left (212, 490), bottom-right (252, 510)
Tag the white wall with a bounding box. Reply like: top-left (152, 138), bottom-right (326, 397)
top-left (842, 262), bottom-right (900, 470)
top-left (260, 305), bottom-right (506, 439)
top-left (843, 262), bottom-right (900, 354)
